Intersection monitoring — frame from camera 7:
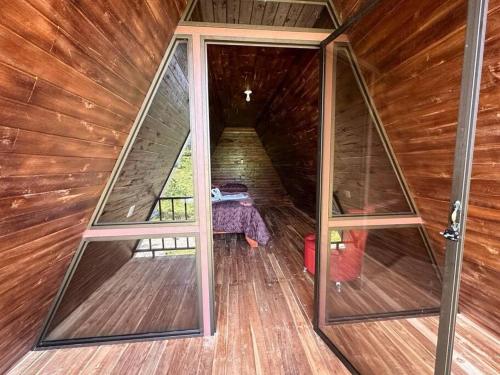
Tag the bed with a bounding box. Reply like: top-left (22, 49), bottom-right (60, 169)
top-left (211, 185), bottom-right (270, 248)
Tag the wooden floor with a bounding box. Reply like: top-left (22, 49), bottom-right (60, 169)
top-left (47, 255), bottom-right (198, 340)
top-left (8, 206), bottom-right (499, 374)
top-left (323, 315), bottom-right (500, 375)
top-left (326, 248), bottom-right (441, 318)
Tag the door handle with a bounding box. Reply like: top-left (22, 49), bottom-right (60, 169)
top-left (440, 200), bottom-right (461, 241)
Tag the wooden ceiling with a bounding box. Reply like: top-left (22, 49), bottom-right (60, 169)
top-left (189, 0), bottom-right (335, 28)
top-left (207, 44), bottom-right (318, 134)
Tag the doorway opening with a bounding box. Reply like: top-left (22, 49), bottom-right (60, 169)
top-left (206, 44), bottom-right (326, 361)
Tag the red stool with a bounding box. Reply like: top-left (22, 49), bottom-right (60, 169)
top-left (304, 233), bottom-right (316, 274)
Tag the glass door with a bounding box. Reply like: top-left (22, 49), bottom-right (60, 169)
top-left (314, 0), bottom-right (487, 373)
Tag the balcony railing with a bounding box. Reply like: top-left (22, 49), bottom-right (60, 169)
top-left (150, 196), bottom-right (195, 222)
top-left (134, 236), bottom-right (196, 258)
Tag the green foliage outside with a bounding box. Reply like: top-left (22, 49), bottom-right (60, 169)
top-left (162, 138), bottom-right (194, 198)
top-left (152, 137), bottom-right (195, 221)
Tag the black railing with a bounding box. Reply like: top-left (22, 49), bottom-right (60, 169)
top-left (151, 196), bottom-right (194, 222)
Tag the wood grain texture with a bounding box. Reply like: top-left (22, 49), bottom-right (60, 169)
top-left (211, 127), bottom-right (292, 205)
top-left (46, 255), bottom-right (198, 339)
top-left (331, 48), bottom-right (412, 215)
top-left (46, 240), bottom-right (136, 331)
top-left (322, 315), bottom-right (500, 375)
top-left (337, 0), bottom-right (500, 336)
top-left (326, 227), bottom-right (442, 319)
top-left (256, 49), bottom-right (320, 217)
top-left (189, 0), bottom-right (334, 29)
top-left (207, 45), bottom-right (317, 129)
top-left (8, 206), bottom-right (499, 374)
top-left (0, 0), bottom-right (186, 372)
top-left (99, 42), bottom-right (191, 223)
top-left (330, 0), bottom-right (369, 22)
top-left (207, 44), bottom-right (321, 215)
top-left (9, 206), bottom-right (350, 375)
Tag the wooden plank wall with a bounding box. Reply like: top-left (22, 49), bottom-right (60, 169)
top-left (330, 49), bottom-right (411, 215)
top-left (255, 49), bottom-right (320, 217)
top-left (0, 0), bottom-right (186, 372)
top-left (462, 0), bottom-right (500, 334)
top-left (207, 45), bottom-right (315, 129)
top-left (211, 127), bottom-right (292, 206)
top-left (207, 45), bottom-right (323, 213)
top-left (99, 43), bottom-right (191, 223)
top-left (333, 0), bottom-right (500, 335)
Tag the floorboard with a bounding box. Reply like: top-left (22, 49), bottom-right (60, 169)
top-left (8, 206), bottom-right (499, 374)
top-left (46, 256), bottom-right (198, 340)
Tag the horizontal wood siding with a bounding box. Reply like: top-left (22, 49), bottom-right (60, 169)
top-left (337, 0), bottom-right (500, 335)
top-left (256, 50), bottom-right (320, 217)
top-left (207, 45), bottom-right (317, 129)
top-left (99, 43), bottom-right (191, 223)
top-left (211, 127), bottom-right (292, 206)
top-left (0, 0), bottom-right (186, 372)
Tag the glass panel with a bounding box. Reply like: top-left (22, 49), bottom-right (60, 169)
top-left (331, 46), bottom-right (413, 217)
top-left (96, 41), bottom-right (194, 224)
top-left (43, 236), bottom-right (199, 341)
top-left (317, 0), bottom-right (467, 371)
top-left (188, 0), bottom-right (335, 29)
top-left (319, 226), bottom-right (442, 373)
top-left (325, 226), bottom-right (441, 320)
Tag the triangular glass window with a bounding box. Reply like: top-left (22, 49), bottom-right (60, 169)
top-left (149, 137), bottom-right (195, 222)
top-left (330, 46), bottom-right (414, 216)
top-left (95, 41), bottom-right (194, 224)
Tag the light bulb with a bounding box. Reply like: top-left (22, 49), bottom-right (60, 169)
top-left (244, 89), bottom-right (252, 102)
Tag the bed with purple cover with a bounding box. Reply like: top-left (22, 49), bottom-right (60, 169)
top-left (211, 185), bottom-right (270, 247)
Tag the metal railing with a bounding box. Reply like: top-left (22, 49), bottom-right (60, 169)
top-left (152, 196), bottom-right (194, 222)
top-left (134, 236), bottom-right (196, 258)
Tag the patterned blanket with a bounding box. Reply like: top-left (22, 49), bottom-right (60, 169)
top-left (212, 201), bottom-right (270, 246)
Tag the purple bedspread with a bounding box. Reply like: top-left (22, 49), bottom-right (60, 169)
top-left (212, 201), bottom-right (270, 246)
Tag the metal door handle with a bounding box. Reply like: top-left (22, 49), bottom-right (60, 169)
top-left (440, 200), bottom-right (461, 241)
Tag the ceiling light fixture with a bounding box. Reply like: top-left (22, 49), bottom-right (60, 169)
top-left (244, 89), bottom-right (252, 102)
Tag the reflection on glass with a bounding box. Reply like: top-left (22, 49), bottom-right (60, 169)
top-left (325, 226), bottom-right (441, 320)
top-left (331, 47), bottom-right (413, 216)
top-left (149, 138), bottom-right (195, 222)
top-left (97, 41), bottom-right (194, 224)
top-left (44, 237), bottom-right (199, 341)
top-left (189, 0), bottom-right (335, 29)
top-left (320, 226), bottom-right (442, 374)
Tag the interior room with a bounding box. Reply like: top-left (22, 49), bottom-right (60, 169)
top-left (2, 0), bottom-right (499, 374)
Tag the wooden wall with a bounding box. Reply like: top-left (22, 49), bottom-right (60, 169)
top-left (207, 45), bottom-right (316, 128)
top-left (0, 0), bottom-right (186, 372)
top-left (256, 49), bottom-right (320, 217)
top-left (335, 0), bottom-right (500, 335)
top-left (207, 44), bottom-right (320, 215)
top-left (331, 49), bottom-right (412, 215)
top-left (211, 127), bottom-right (292, 206)
top-left (462, 0), bottom-right (500, 334)
top-left (99, 42), bottom-right (191, 223)
top-left (331, 0), bottom-right (368, 22)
